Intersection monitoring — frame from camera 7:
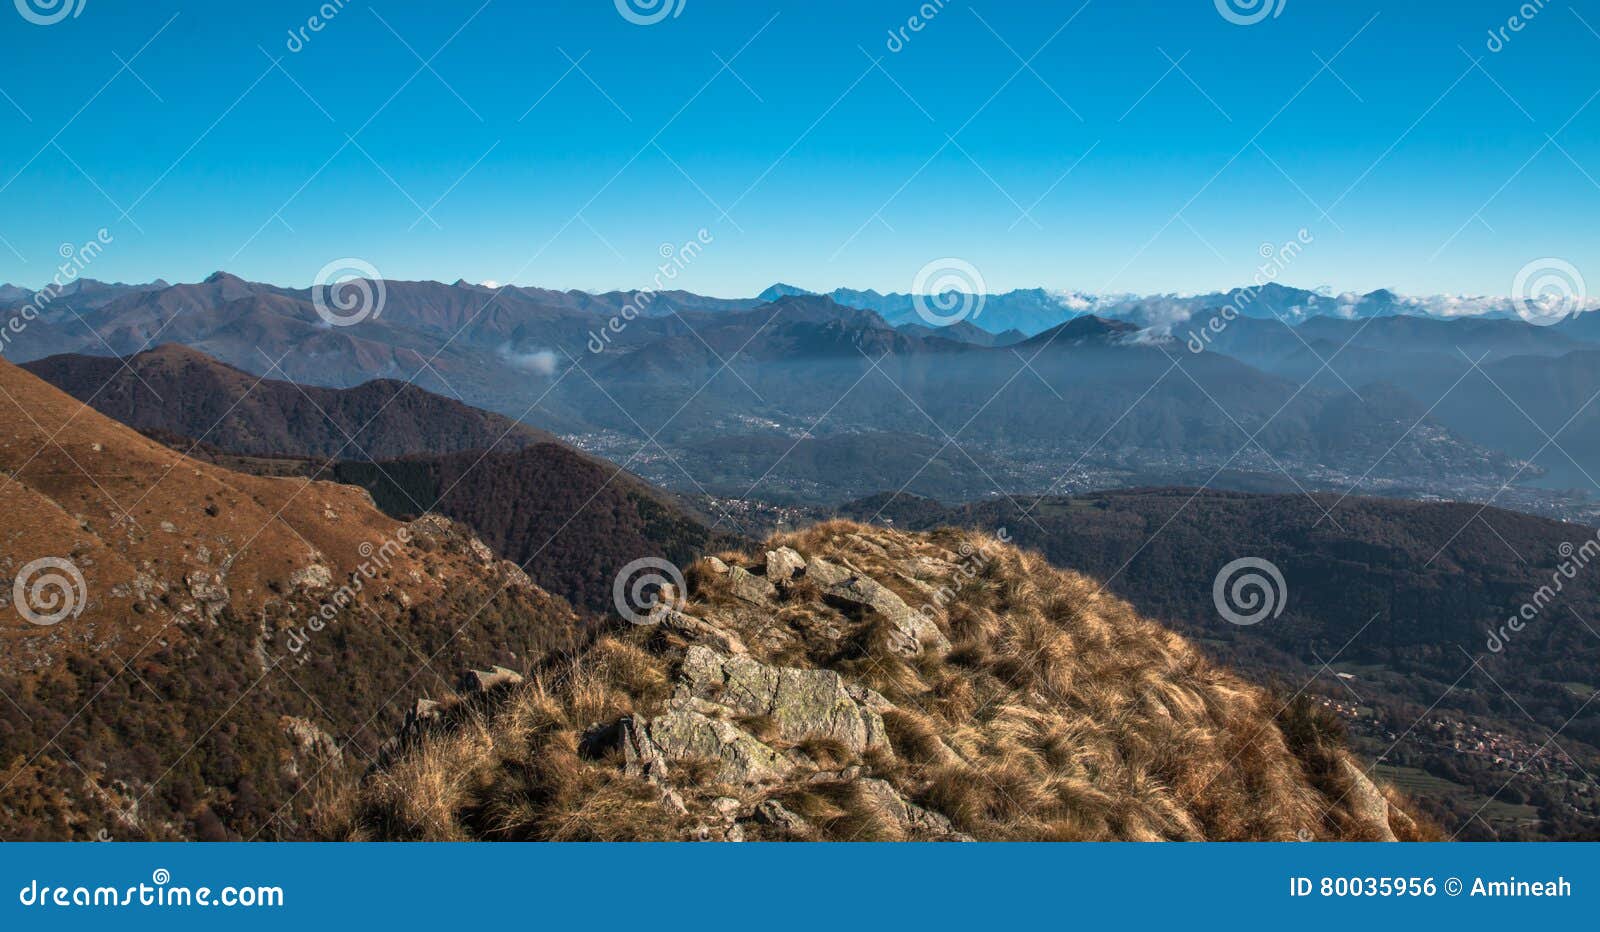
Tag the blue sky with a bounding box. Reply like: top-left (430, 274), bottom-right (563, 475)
top-left (0, 0), bottom-right (1596, 298)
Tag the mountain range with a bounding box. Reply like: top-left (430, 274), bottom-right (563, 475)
top-left (7, 274), bottom-right (1597, 515)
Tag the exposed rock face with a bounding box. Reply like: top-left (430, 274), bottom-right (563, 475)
top-left (727, 566), bottom-right (777, 604)
top-left (646, 699), bottom-right (796, 785)
top-left (1339, 759), bottom-right (1400, 842)
top-left (821, 571), bottom-right (950, 655)
top-left (854, 778), bottom-right (974, 842)
top-left (766, 546), bottom-right (806, 581)
top-left (678, 646), bottom-right (889, 755)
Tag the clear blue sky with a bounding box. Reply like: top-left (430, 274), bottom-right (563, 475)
top-left (0, 0), bottom-right (1595, 298)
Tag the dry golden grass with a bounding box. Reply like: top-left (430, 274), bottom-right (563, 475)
top-left (322, 520), bottom-right (1430, 841)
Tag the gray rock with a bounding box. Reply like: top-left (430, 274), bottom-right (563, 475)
top-left (754, 799), bottom-right (810, 832)
top-left (678, 646), bottom-right (890, 755)
top-left (805, 557), bottom-right (851, 587)
top-left (704, 556), bottom-right (730, 574)
top-left (646, 699), bottom-right (795, 785)
top-left (855, 778), bottom-right (973, 841)
top-left (766, 546), bottom-right (807, 581)
top-left (1338, 759), bottom-right (1399, 842)
top-left (652, 608), bottom-right (748, 655)
top-left (727, 566), bottom-right (777, 604)
top-left (823, 572), bottom-right (951, 655)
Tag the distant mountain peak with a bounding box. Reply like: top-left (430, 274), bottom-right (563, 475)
top-left (1022, 315), bottom-right (1142, 347)
top-left (757, 282), bottom-right (814, 302)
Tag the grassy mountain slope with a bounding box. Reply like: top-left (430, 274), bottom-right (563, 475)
top-left (843, 489), bottom-right (1600, 838)
top-left (0, 356), bottom-right (580, 840)
top-left (323, 522), bottom-right (1428, 841)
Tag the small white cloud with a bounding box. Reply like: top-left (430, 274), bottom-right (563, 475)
top-left (497, 345), bottom-right (558, 376)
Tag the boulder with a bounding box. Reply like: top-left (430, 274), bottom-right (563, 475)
top-left (646, 699), bottom-right (795, 785)
top-left (727, 566), bottom-right (777, 604)
top-left (678, 646), bottom-right (890, 755)
top-left (1338, 758), bottom-right (1399, 842)
top-left (805, 557), bottom-right (851, 587)
top-left (766, 546), bottom-right (807, 581)
top-left (822, 572), bottom-right (950, 655)
top-left (855, 778), bottom-right (974, 842)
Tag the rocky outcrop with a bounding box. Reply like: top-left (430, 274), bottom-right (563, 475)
top-left (678, 646), bottom-right (890, 755)
top-left (645, 698), bottom-right (796, 785)
top-left (352, 522), bottom-right (1430, 843)
top-left (854, 778), bottom-right (974, 842)
top-left (1338, 758), bottom-right (1400, 842)
top-left (820, 570), bottom-right (950, 655)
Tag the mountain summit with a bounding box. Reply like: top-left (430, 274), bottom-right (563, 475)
top-left (325, 522), bottom-right (1428, 841)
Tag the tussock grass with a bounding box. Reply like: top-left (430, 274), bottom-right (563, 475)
top-left (323, 520), bottom-right (1431, 841)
